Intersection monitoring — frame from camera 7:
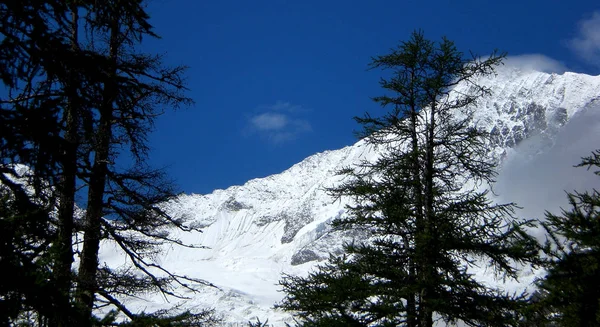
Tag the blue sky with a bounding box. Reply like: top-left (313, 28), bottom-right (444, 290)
top-left (142, 0), bottom-right (600, 194)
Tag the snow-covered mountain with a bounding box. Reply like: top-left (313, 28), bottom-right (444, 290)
top-left (100, 66), bottom-right (600, 325)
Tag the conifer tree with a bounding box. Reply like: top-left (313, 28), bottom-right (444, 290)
top-left (0, 1), bottom-right (84, 324)
top-left (0, 1), bottom-right (218, 325)
top-left (279, 30), bottom-right (539, 327)
top-left (0, 178), bottom-right (56, 325)
top-left (532, 150), bottom-right (600, 326)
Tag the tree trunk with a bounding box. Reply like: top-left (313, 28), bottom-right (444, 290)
top-left (420, 101), bottom-right (437, 327)
top-left (407, 108), bottom-right (420, 327)
top-left (76, 14), bottom-right (119, 326)
top-left (51, 6), bottom-right (79, 327)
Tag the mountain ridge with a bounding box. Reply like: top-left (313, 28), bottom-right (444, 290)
top-left (100, 67), bottom-right (600, 325)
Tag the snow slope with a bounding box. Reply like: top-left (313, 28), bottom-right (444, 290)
top-left (100, 66), bottom-right (600, 325)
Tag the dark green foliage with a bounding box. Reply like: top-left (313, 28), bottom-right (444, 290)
top-left (532, 149), bottom-right (600, 326)
top-left (279, 31), bottom-right (539, 327)
top-left (248, 317), bottom-right (271, 327)
top-left (0, 185), bottom-right (54, 325)
top-left (0, 1), bottom-right (217, 325)
top-left (280, 255), bottom-right (403, 326)
top-left (0, 1), bottom-right (79, 324)
top-left (94, 308), bottom-right (221, 327)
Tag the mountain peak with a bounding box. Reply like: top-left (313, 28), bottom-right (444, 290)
top-left (100, 69), bottom-right (600, 325)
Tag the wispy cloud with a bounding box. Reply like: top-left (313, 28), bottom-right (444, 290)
top-left (503, 54), bottom-right (567, 73)
top-left (568, 11), bottom-right (600, 66)
top-left (247, 101), bottom-right (312, 144)
top-left (494, 103), bottom-right (600, 239)
top-left (250, 113), bottom-right (288, 131)
top-left (259, 100), bottom-right (305, 113)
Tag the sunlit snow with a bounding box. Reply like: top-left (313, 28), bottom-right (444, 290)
top-left (99, 67), bottom-right (600, 325)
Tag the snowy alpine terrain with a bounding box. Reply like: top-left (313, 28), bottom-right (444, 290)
top-left (99, 65), bottom-right (600, 325)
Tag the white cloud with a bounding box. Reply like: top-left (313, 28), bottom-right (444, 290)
top-left (250, 112), bottom-right (288, 131)
top-left (503, 54), bottom-right (567, 73)
top-left (261, 100), bottom-right (304, 113)
top-left (247, 101), bottom-right (312, 144)
top-left (568, 11), bottom-right (600, 65)
top-left (494, 103), bottom-right (600, 240)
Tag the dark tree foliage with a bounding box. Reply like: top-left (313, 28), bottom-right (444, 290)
top-left (279, 31), bottom-right (539, 327)
top-left (0, 179), bottom-right (57, 326)
top-left (531, 149), bottom-right (600, 327)
top-left (0, 1), bottom-right (218, 326)
top-left (0, 1), bottom-right (82, 325)
top-left (248, 317), bottom-right (271, 327)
